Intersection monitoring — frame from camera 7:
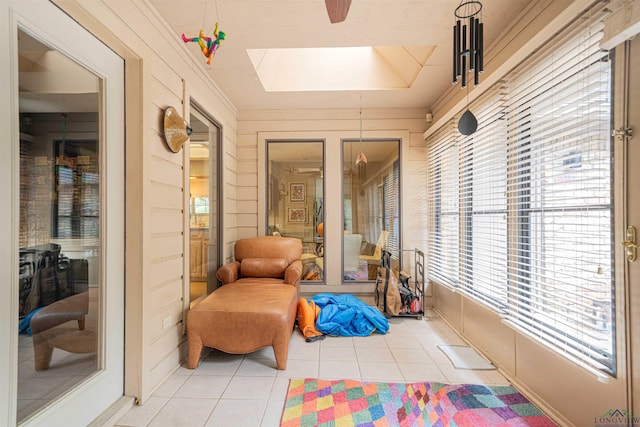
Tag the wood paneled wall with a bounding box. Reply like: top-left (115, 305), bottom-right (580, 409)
top-left (54, 0), bottom-right (238, 404)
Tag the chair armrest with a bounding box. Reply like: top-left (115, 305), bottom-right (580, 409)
top-left (359, 246), bottom-right (382, 262)
top-left (217, 261), bottom-right (241, 284)
top-left (284, 260), bottom-right (303, 287)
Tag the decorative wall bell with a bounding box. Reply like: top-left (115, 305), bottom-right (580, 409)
top-left (162, 106), bottom-right (192, 153)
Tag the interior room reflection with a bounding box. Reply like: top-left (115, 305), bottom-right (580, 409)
top-left (343, 140), bottom-right (400, 282)
top-left (17, 29), bottom-right (100, 422)
top-left (267, 141), bottom-right (324, 282)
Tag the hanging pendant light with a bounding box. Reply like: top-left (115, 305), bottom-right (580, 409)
top-left (355, 151), bottom-right (368, 165)
top-left (324, 0), bottom-right (352, 23)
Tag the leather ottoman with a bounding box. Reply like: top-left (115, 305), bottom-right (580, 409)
top-left (187, 236), bottom-right (303, 370)
top-left (29, 289), bottom-right (97, 371)
top-left (187, 281), bottom-right (298, 370)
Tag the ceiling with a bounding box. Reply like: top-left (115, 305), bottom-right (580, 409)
top-left (149, 0), bottom-right (532, 111)
top-left (19, 29), bottom-right (99, 113)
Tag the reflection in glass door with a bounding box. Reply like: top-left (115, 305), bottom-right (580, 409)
top-left (17, 29), bottom-right (102, 422)
top-left (267, 141), bottom-right (324, 283)
top-left (342, 140), bottom-right (400, 282)
top-left (189, 106), bottom-right (220, 302)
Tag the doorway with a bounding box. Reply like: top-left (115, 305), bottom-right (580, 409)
top-left (188, 105), bottom-right (221, 302)
top-left (0, 2), bottom-right (125, 426)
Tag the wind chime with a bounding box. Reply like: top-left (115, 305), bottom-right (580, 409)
top-left (181, 0), bottom-right (226, 65)
top-left (452, 1), bottom-right (484, 135)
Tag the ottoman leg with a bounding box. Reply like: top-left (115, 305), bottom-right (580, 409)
top-left (273, 342), bottom-right (289, 370)
top-left (273, 328), bottom-right (294, 370)
top-left (188, 335), bottom-right (203, 369)
top-left (33, 334), bottom-right (54, 371)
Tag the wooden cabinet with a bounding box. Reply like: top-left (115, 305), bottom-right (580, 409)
top-left (189, 238), bottom-right (202, 279)
top-left (202, 239), bottom-right (208, 278)
top-left (189, 229), bottom-right (209, 280)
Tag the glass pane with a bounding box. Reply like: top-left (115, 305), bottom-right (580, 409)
top-left (343, 140), bottom-right (400, 282)
top-left (267, 141), bottom-right (324, 283)
top-left (17, 29), bottom-right (101, 422)
top-left (189, 108), bottom-right (219, 302)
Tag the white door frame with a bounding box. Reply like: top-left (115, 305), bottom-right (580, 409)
top-left (0, 1), bottom-right (125, 425)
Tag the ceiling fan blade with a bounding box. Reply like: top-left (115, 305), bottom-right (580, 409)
top-left (324, 0), bottom-right (352, 23)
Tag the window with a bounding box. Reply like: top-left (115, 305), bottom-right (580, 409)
top-left (266, 141), bottom-right (324, 283)
top-left (343, 140), bottom-right (399, 282)
top-left (427, 4), bottom-right (615, 375)
top-left (52, 139), bottom-right (100, 239)
top-left (193, 197), bottom-right (209, 214)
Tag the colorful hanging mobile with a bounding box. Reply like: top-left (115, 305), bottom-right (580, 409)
top-left (181, 22), bottom-right (226, 65)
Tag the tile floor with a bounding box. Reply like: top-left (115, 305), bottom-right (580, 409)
top-left (115, 311), bottom-right (510, 427)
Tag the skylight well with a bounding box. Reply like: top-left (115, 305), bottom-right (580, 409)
top-left (247, 45), bottom-right (435, 92)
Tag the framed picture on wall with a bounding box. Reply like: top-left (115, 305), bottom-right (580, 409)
top-left (288, 207), bottom-right (307, 223)
top-left (289, 183), bottom-right (305, 202)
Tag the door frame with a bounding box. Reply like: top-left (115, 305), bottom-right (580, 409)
top-left (618, 36), bottom-right (640, 418)
top-left (185, 99), bottom-right (223, 300)
top-left (0, 1), bottom-right (125, 425)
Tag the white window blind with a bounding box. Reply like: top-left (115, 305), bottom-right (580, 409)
top-left (427, 85), bottom-right (509, 310)
top-left (364, 180), bottom-right (382, 245)
top-left (460, 85), bottom-right (509, 310)
top-left (364, 158), bottom-right (400, 260)
top-left (504, 12), bottom-right (613, 374)
top-left (384, 160), bottom-right (400, 259)
top-left (427, 120), bottom-right (460, 289)
top-left (426, 3), bottom-right (615, 375)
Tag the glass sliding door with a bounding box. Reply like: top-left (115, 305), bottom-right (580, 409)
top-left (266, 141), bottom-right (324, 283)
top-left (1, 2), bottom-right (125, 425)
top-left (342, 140), bottom-right (400, 282)
top-left (188, 105), bottom-right (220, 302)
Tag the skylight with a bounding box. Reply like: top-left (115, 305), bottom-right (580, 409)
top-left (247, 46), bottom-right (435, 92)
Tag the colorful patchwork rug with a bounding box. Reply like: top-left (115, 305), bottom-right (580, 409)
top-left (280, 378), bottom-right (557, 427)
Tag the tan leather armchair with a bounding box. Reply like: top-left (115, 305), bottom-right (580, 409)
top-left (187, 236), bottom-right (302, 369)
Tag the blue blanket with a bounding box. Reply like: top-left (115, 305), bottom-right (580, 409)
top-left (310, 293), bottom-right (389, 336)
